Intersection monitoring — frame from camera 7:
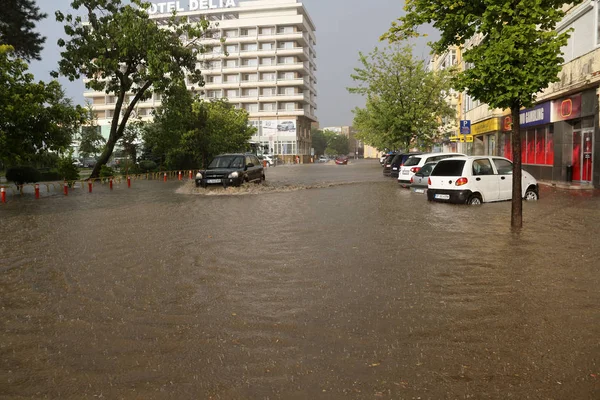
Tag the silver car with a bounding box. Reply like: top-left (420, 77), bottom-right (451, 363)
top-left (410, 161), bottom-right (438, 194)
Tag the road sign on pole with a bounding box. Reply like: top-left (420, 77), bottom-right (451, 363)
top-left (460, 120), bottom-right (471, 135)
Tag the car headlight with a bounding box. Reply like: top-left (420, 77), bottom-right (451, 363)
top-left (196, 172), bottom-right (202, 179)
top-left (228, 172), bottom-right (239, 179)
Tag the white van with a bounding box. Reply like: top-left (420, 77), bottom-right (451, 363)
top-left (398, 152), bottom-right (465, 187)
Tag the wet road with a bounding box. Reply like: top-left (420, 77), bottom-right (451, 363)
top-left (1, 160), bottom-right (599, 399)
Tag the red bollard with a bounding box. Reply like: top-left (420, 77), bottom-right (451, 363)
top-left (63, 182), bottom-right (68, 196)
top-left (127, 176), bottom-right (131, 188)
top-left (189, 170), bottom-right (193, 180)
top-left (163, 173), bottom-right (167, 182)
top-left (178, 171), bottom-right (182, 181)
top-left (1, 187), bottom-right (5, 203)
top-left (88, 181), bottom-right (93, 193)
top-left (109, 178), bottom-right (113, 190)
top-left (35, 184), bottom-right (40, 199)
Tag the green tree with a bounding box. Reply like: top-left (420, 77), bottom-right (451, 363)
top-left (143, 86), bottom-right (255, 169)
top-left (79, 126), bottom-right (105, 160)
top-left (348, 45), bottom-right (455, 152)
top-left (54, 0), bottom-right (212, 179)
top-left (0, 45), bottom-right (86, 166)
top-left (382, 0), bottom-right (581, 228)
top-left (0, 0), bottom-right (47, 61)
top-left (327, 134), bottom-right (350, 156)
top-left (311, 130), bottom-right (328, 156)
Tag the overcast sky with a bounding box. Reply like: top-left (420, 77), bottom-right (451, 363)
top-left (28, 0), bottom-right (437, 127)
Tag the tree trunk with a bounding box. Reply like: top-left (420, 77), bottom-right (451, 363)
top-left (89, 131), bottom-right (119, 179)
top-left (511, 104), bottom-right (523, 229)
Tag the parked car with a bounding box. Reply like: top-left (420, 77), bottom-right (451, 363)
top-left (258, 154), bottom-right (274, 167)
top-left (195, 153), bottom-right (265, 188)
top-left (72, 159), bottom-right (83, 168)
top-left (382, 153), bottom-right (397, 176)
top-left (409, 161), bottom-right (438, 193)
top-left (318, 155), bottom-right (329, 163)
top-left (389, 152), bottom-right (422, 178)
top-left (380, 153), bottom-right (394, 166)
top-left (427, 156), bottom-right (539, 204)
top-left (335, 156), bottom-right (349, 165)
top-left (398, 152), bottom-right (465, 187)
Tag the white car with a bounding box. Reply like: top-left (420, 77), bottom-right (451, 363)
top-left (427, 156), bottom-right (539, 205)
top-left (259, 155), bottom-right (274, 166)
top-left (398, 152), bottom-right (465, 187)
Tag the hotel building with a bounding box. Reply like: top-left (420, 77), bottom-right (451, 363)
top-left (84, 0), bottom-right (318, 161)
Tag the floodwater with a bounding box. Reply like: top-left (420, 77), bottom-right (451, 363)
top-left (1, 161), bottom-right (599, 399)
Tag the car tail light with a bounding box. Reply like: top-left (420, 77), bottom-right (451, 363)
top-left (410, 167), bottom-right (421, 173)
top-left (428, 177), bottom-right (431, 185)
top-left (456, 177), bottom-right (468, 186)
top-left (410, 177), bottom-right (414, 184)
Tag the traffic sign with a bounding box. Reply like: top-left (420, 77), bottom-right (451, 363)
top-left (460, 120), bottom-right (471, 134)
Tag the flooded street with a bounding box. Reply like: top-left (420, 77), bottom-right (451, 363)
top-left (1, 160), bottom-right (599, 399)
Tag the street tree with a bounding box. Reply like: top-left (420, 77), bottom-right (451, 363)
top-left (0, 0), bottom-right (46, 61)
top-left (382, 0), bottom-right (581, 228)
top-left (143, 85), bottom-right (255, 169)
top-left (0, 45), bottom-right (86, 166)
top-left (311, 130), bottom-right (328, 156)
top-left (348, 45), bottom-right (455, 152)
top-left (54, 0), bottom-right (213, 179)
top-left (326, 133), bottom-right (350, 156)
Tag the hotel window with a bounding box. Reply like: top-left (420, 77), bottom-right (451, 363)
top-left (241, 28), bottom-right (257, 37)
top-left (284, 102), bottom-right (296, 111)
top-left (247, 104), bottom-right (259, 113)
top-left (226, 89), bottom-right (238, 98)
top-left (209, 61), bottom-right (221, 69)
top-left (94, 111), bottom-right (105, 119)
top-left (242, 43), bottom-right (258, 52)
top-left (225, 59), bottom-right (238, 68)
top-left (284, 87), bottom-right (295, 95)
top-left (224, 30), bottom-right (238, 38)
top-left (242, 58), bottom-right (258, 67)
top-left (243, 88), bottom-right (258, 97)
top-left (225, 45), bottom-right (238, 54)
top-left (224, 74), bottom-right (238, 83)
top-left (262, 88), bottom-right (275, 96)
top-left (279, 56), bottom-right (295, 64)
top-left (260, 57), bottom-right (274, 65)
top-left (260, 42), bottom-right (274, 50)
top-left (207, 90), bottom-right (221, 99)
top-left (279, 41), bottom-right (295, 49)
top-left (260, 27), bottom-right (274, 35)
top-left (262, 103), bottom-right (275, 111)
top-left (277, 26), bottom-right (294, 34)
top-left (280, 72), bottom-right (295, 80)
top-left (261, 72), bottom-right (275, 81)
top-left (243, 73), bottom-right (258, 82)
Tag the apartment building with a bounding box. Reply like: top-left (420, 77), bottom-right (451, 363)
top-left (84, 0), bottom-right (318, 161)
top-left (435, 1), bottom-right (600, 187)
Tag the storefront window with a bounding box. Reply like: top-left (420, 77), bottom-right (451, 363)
top-left (521, 126), bottom-right (554, 166)
top-left (500, 133), bottom-right (512, 160)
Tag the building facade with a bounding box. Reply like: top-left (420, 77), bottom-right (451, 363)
top-left (84, 0), bottom-right (318, 162)
top-left (437, 1), bottom-right (600, 187)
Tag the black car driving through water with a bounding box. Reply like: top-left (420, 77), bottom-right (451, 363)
top-left (195, 154), bottom-right (265, 188)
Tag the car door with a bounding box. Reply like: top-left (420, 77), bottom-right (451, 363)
top-left (471, 158), bottom-right (499, 202)
top-left (251, 155), bottom-right (262, 180)
top-left (492, 158), bottom-right (513, 200)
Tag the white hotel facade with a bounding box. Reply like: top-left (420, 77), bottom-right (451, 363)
top-left (85, 0), bottom-right (318, 160)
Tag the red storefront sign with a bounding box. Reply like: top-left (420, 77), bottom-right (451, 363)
top-left (553, 93), bottom-right (582, 121)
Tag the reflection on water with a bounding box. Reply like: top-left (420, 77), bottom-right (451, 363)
top-left (1, 163), bottom-right (599, 399)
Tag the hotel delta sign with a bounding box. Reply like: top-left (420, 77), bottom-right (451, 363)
top-left (146, 0), bottom-right (238, 15)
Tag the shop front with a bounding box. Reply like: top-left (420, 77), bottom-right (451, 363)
top-left (497, 89), bottom-right (598, 186)
top-left (470, 117), bottom-right (500, 156)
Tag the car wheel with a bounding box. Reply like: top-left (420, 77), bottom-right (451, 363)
top-left (467, 194), bottom-right (482, 205)
top-left (524, 188), bottom-right (539, 201)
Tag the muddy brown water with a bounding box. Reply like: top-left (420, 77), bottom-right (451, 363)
top-left (1, 161), bottom-right (599, 399)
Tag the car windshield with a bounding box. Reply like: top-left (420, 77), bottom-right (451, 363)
top-left (208, 156), bottom-right (244, 169)
top-left (403, 156), bottom-right (421, 167)
top-left (431, 160), bottom-right (466, 176)
top-left (419, 163), bottom-right (437, 176)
